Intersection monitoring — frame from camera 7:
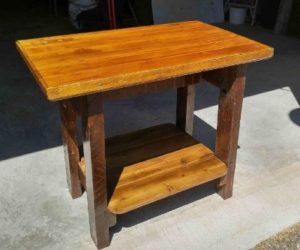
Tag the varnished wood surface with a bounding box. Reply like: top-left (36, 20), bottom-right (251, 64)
top-left (16, 21), bottom-right (273, 101)
top-left (78, 124), bottom-right (227, 214)
top-left (108, 143), bottom-right (227, 214)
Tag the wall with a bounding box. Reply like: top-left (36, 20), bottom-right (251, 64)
top-left (152, 0), bottom-right (224, 24)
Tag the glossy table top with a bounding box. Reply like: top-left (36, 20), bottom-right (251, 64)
top-left (17, 21), bottom-right (273, 101)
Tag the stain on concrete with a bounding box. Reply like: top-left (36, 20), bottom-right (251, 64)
top-left (252, 222), bottom-right (300, 250)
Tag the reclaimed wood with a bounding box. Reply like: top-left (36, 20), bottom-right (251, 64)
top-left (78, 123), bottom-right (197, 188)
top-left (78, 123), bottom-right (199, 189)
top-left (215, 65), bottom-right (246, 199)
top-left (176, 74), bottom-right (199, 135)
top-left (202, 65), bottom-right (244, 90)
top-left (103, 77), bottom-right (185, 101)
top-left (60, 99), bottom-right (83, 198)
top-left (81, 94), bottom-right (111, 249)
top-left (78, 124), bottom-right (227, 214)
top-left (107, 143), bottom-right (227, 214)
top-left (106, 123), bottom-right (196, 161)
top-left (16, 21), bottom-right (273, 101)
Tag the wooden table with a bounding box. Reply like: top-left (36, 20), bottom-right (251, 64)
top-left (16, 21), bottom-right (273, 249)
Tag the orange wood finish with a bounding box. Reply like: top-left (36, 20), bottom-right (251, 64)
top-left (16, 21), bottom-right (273, 101)
top-left (78, 124), bottom-right (227, 214)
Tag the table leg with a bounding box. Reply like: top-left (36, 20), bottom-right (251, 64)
top-left (214, 65), bottom-right (246, 199)
top-left (81, 94), bottom-right (111, 249)
top-left (176, 74), bottom-right (199, 135)
top-left (60, 99), bottom-right (83, 199)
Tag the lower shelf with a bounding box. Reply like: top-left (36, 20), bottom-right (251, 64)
top-left (78, 123), bottom-right (227, 214)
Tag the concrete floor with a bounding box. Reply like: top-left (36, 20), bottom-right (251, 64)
top-left (1, 9), bottom-right (300, 250)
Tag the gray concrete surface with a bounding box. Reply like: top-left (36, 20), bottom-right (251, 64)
top-left (1, 8), bottom-right (300, 250)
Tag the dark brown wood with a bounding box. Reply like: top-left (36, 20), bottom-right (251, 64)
top-left (60, 99), bottom-right (83, 199)
top-left (176, 74), bottom-right (199, 135)
top-left (103, 78), bottom-right (185, 101)
top-left (79, 123), bottom-right (198, 192)
top-left (106, 123), bottom-right (190, 157)
top-left (214, 65), bottom-right (246, 199)
top-left (202, 66), bottom-right (243, 90)
top-left (81, 94), bottom-right (111, 249)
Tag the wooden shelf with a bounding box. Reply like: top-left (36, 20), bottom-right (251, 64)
top-left (78, 124), bottom-right (227, 214)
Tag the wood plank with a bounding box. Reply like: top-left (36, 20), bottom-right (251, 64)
top-left (60, 99), bottom-right (83, 198)
top-left (108, 144), bottom-right (227, 214)
top-left (78, 124), bottom-right (227, 215)
top-left (78, 123), bottom-right (196, 184)
top-left (176, 74), bottom-right (199, 135)
top-left (103, 77), bottom-right (185, 101)
top-left (202, 65), bottom-right (244, 90)
top-left (215, 65), bottom-right (246, 199)
top-left (16, 21), bottom-right (273, 101)
top-left (79, 123), bottom-right (198, 187)
top-left (106, 123), bottom-right (194, 156)
top-left (81, 94), bottom-right (111, 249)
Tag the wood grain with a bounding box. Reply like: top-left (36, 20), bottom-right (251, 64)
top-left (176, 74), bottom-right (199, 135)
top-left (16, 21), bottom-right (273, 101)
top-left (81, 94), bottom-right (111, 249)
top-left (60, 99), bottom-right (83, 198)
top-left (103, 77), bottom-right (185, 101)
top-left (78, 123), bottom-right (199, 188)
top-left (214, 65), bottom-right (246, 199)
top-left (107, 143), bottom-right (227, 214)
top-left (78, 124), bottom-right (227, 214)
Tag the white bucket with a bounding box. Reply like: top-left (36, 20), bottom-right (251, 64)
top-left (229, 7), bottom-right (247, 24)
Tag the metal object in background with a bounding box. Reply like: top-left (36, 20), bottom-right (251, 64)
top-left (107, 0), bottom-right (117, 28)
top-left (107, 0), bottom-right (138, 29)
top-left (225, 0), bottom-right (258, 25)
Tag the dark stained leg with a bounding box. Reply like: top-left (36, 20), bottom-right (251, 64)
top-left (176, 74), bottom-right (199, 135)
top-left (81, 94), bottom-right (111, 249)
top-left (214, 65), bottom-right (247, 199)
top-left (60, 99), bottom-right (83, 199)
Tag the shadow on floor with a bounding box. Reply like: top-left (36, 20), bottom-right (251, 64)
top-left (289, 108), bottom-right (300, 126)
top-left (289, 86), bottom-right (300, 126)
